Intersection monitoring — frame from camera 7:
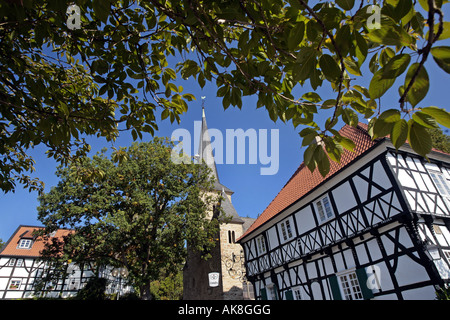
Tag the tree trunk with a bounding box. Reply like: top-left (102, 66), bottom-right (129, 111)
top-left (140, 283), bottom-right (153, 300)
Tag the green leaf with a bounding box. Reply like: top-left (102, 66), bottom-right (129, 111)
top-left (372, 118), bottom-right (394, 139)
top-left (316, 148), bottom-right (330, 177)
top-left (321, 99), bottom-right (336, 109)
top-left (336, 0), bottom-right (355, 10)
top-left (161, 109), bottom-right (169, 120)
top-left (420, 106), bottom-right (450, 128)
top-left (431, 46), bottom-right (450, 74)
top-left (344, 57), bottom-right (362, 76)
top-left (412, 111), bottom-right (439, 128)
top-left (335, 25), bottom-right (352, 57)
top-left (367, 17), bottom-right (413, 47)
top-left (408, 120), bottom-right (432, 156)
top-left (92, 0), bottom-right (110, 23)
top-left (342, 108), bottom-right (358, 127)
top-left (302, 92), bottom-right (322, 103)
top-left (435, 22), bottom-right (450, 41)
top-left (337, 136), bottom-right (356, 152)
top-left (293, 48), bottom-right (317, 82)
top-left (379, 109), bottom-right (401, 123)
top-left (319, 54), bottom-right (341, 82)
top-left (404, 63), bottom-right (429, 107)
top-left (369, 69), bottom-right (395, 99)
top-left (324, 138), bottom-right (342, 163)
top-left (299, 127), bottom-right (317, 138)
top-left (303, 144), bottom-right (317, 171)
top-left (381, 54), bottom-right (411, 79)
top-left (354, 31), bottom-right (368, 66)
top-left (301, 132), bottom-right (318, 146)
top-left (288, 22), bottom-right (305, 50)
top-left (426, 21), bottom-right (450, 41)
top-left (391, 119), bottom-right (408, 149)
top-left (384, 0), bottom-right (412, 22)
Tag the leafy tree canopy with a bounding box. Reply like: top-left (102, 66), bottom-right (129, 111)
top-left (428, 127), bottom-right (450, 153)
top-left (37, 138), bottom-right (223, 299)
top-left (1, 0), bottom-right (450, 191)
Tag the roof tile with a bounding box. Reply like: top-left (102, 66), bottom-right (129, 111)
top-left (240, 123), bottom-right (378, 239)
top-left (0, 226), bottom-right (73, 258)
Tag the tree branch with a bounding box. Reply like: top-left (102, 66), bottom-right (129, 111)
top-left (399, 0), bottom-right (444, 111)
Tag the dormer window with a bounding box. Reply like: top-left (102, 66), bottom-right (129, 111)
top-left (18, 238), bottom-right (32, 249)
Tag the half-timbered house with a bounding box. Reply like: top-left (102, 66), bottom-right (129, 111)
top-left (0, 225), bottom-right (131, 299)
top-left (238, 123), bottom-right (450, 300)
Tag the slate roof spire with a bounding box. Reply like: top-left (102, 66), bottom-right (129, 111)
top-left (197, 99), bottom-right (233, 194)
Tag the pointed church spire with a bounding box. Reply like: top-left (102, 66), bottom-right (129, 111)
top-left (197, 99), bottom-right (233, 194)
top-left (198, 98), bottom-right (219, 182)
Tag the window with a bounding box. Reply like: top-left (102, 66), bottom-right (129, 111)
top-left (9, 280), bottom-right (21, 290)
top-left (429, 170), bottom-right (450, 196)
top-left (256, 235), bottom-right (266, 255)
top-left (339, 271), bottom-right (363, 300)
top-left (228, 230), bottom-right (235, 244)
top-left (8, 258), bottom-right (16, 266)
top-left (280, 219), bottom-right (293, 241)
top-left (316, 195), bottom-right (334, 222)
top-left (18, 239), bottom-right (32, 249)
top-left (267, 284), bottom-right (278, 300)
top-left (293, 287), bottom-right (302, 300)
top-left (329, 268), bottom-right (374, 300)
top-left (443, 250), bottom-right (450, 264)
top-left (16, 259), bottom-right (23, 267)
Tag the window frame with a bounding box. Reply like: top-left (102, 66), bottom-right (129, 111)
top-left (279, 218), bottom-right (294, 242)
top-left (228, 230), bottom-right (236, 244)
top-left (337, 269), bottom-right (364, 301)
top-left (292, 286), bottom-right (302, 300)
top-left (9, 280), bottom-right (21, 290)
top-left (428, 170), bottom-right (450, 197)
top-left (315, 195), bottom-right (335, 223)
top-left (443, 250), bottom-right (450, 264)
top-left (255, 235), bottom-right (267, 256)
top-left (17, 238), bottom-right (33, 249)
top-left (16, 259), bottom-right (23, 267)
top-left (8, 258), bottom-right (16, 267)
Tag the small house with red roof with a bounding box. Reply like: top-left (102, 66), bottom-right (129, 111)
top-left (0, 225), bottom-right (131, 299)
top-left (238, 123), bottom-right (450, 300)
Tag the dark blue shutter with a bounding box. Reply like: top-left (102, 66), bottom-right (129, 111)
top-left (285, 289), bottom-right (294, 300)
top-left (356, 268), bottom-right (374, 300)
top-left (329, 275), bottom-right (342, 300)
top-left (260, 288), bottom-right (268, 300)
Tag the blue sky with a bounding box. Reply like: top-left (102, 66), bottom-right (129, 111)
top-left (1, 7), bottom-right (450, 242)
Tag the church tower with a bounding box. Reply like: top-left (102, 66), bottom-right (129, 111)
top-left (182, 104), bottom-right (255, 300)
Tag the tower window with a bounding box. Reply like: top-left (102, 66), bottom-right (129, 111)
top-left (228, 230), bottom-right (236, 244)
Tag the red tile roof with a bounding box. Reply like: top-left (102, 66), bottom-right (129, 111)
top-left (0, 226), bottom-right (73, 258)
top-left (239, 123), bottom-right (380, 240)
